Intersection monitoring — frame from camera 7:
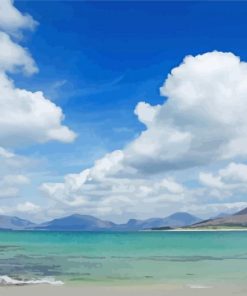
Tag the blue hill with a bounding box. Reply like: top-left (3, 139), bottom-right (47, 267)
top-left (0, 212), bottom-right (202, 231)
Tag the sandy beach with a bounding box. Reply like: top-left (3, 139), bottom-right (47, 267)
top-left (1, 284), bottom-right (247, 296)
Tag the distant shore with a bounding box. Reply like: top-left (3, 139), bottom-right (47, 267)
top-left (170, 228), bottom-right (247, 231)
top-left (145, 228), bottom-right (247, 232)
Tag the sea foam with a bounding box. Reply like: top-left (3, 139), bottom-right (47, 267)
top-left (0, 275), bottom-right (64, 286)
top-left (188, 284), bottom-right (212, 289)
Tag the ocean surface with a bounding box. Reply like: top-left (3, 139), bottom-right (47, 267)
top-left (0, 230), bottom-right (247, 286)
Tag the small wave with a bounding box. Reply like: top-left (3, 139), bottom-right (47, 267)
top-left (0, 275), bottom-right (64, 286)
top-left (188, 284), bottom-right (212, 289)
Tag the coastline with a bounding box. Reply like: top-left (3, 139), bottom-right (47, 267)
top-left (1, 283), bottom-right (247, 296)
top-left (148, 228), bottom-right (247, 232)
top-left (172, 228), bottom-right (247, 231)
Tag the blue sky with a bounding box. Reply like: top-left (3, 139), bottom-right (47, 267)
top-left (14, 1), bottom-right (247, 174)
top-left (2, 1), bottom-right (247, 221)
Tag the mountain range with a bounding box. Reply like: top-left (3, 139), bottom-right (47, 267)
top-left (113, 212), bottom-right (201, 231)
top-left (0, 212), bottom-right (201, 231)
top-left (3, 207), bottom-right (247, 231)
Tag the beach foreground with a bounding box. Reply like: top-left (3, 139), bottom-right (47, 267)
top-left (1, 284), bottom-right (247, 296)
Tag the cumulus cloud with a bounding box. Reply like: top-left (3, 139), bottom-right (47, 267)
top-left (0, 147), bottom-right (33, 174)
top-left (40, 148), bottom-right (188, 220)
top-left (0, 188), bottom-right (19, 199)
top-left (0, 202), bottom-right (41, 220)
top-left (16, 202), bottom-right (40, 214)
top-left (0, 0), bottom-right (37, 37)
top-left (41, 51), bottom-right (247, 219)
top-left (0, 147), bottom-right (15, 159)
top-left (0, 72), bottom-right (76, 146)
top-left (2, 174), bottom-right (30, 185)
top-left (0, 32), bottom-right (38, 74)
top-left (197, 162), bottom-right (247, 208)
top-left (0, 174), bottom-right (29, 199)
top-left (200, 163), bottom-right (247, 188)
top-left (219, 162), bottom-right (247, 183)
top-left (199, 172), bottom-right (224, 189)
top-left (127, 51), bottom-right (247, 173)
top-left (182, 201), bottom-right (247, 217)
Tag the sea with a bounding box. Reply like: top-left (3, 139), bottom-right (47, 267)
top-left (0, 230), bottom-right (247, 286)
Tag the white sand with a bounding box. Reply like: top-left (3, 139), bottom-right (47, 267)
top-left (1, 283), bottom-right (247, 296)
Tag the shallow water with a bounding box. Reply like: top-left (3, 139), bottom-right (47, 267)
top-left (0, 231), bottom-right (247, 285)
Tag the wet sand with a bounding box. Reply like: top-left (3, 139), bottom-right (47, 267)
top-left (1, 283), bottom-right (247, 296)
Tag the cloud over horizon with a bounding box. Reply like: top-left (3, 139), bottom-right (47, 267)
top-left (41, 51), bottom-right (247, 221)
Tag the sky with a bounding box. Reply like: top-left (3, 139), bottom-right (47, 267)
top-left (2, 0), bottom-right (247, 222)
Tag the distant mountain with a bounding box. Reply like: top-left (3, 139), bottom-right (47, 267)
top-left (0, 215), bottom-right (35, 230)
top-left (35, 214), bottom-right (116, 231)
top-left (114, 212), bottom-right (202, 231)
top-left (189, 207), bottom-right (247, 228)
top-left (0, 212), bottom-right (201, 231)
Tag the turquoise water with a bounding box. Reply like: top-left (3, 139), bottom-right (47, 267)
top-left (0, 231), bottom-right (247, 285)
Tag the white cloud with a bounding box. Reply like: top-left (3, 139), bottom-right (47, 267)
top-left (0, 147), bottom-right (15, 159)
top-left (40, 149), bottom-right (188, 221)
top-left (200, 163), bottom-right (247, 188)
top-left (0, 32), bottom-right (38, 74)
top-left (0, 0), bottom-right (37, 37)
top-left (126, 51), bottom-right (247, 173)
top-left (182, 202), bottom-right (247, 217)
top-left (0, 187), bottom-right (18, 199)
top-left (16, 202), bottom-right (40, 214)
top-left (0, 202), bottom-right (41, 219)
top-left (199, 172), bottom-right (224, 189)
top-left (0, 173), bottom-right (30, 199)
top-left (2, 174), bottom-right (30, 185)
top-left (159, 178), bottom-right (184, 194)
top-left (134, 102), bottom-right (161, 127)
top-left (220, 162), bottom-right (247, 183)
top-left (0, 72), bottom-right (76, 146)
top-left (0, 147), bottom-right (33, 175)
top-left (196, 162), bottom-right (247, 208)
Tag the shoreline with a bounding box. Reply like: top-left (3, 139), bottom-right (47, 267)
top-left (149, 228), bottom-right (247, 232)
top-left (1, 283), bottom-right (247, 296)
